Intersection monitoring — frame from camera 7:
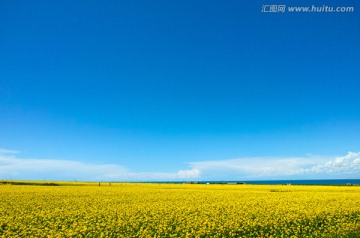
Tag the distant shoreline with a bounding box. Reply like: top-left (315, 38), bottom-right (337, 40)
top-left (143, 179), bottom-right (360, 186)
top-left (1, 179), bottom-right (359, 186)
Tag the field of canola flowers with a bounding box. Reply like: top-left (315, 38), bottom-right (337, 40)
top-left (1, 182), bottom-right (359, 237)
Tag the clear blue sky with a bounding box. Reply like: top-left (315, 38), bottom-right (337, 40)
top-left (1, 0), bottom-right (359, 181)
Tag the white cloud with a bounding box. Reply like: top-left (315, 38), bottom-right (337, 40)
top-left (0, 150), bottom-right (200, 181)
top-left (119, 169), bottom-right (201, 181)
top-left (293, 152), bottom-right (360, 177)
top-left (0, 148), bottom-right (19, 155)
top-left (0, 155), bottom-right (129, 181)
top-left (1, 149), bottom-right (359, 181)
top-left (186, 152), bottom-right (360, 180)
top-left (176, 168), bottom-right (201, 179)
top-left (187, 156), bottom-right (324, 180)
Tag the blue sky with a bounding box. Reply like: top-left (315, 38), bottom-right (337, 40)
top-left (1, 0), bottom-right (360, 181)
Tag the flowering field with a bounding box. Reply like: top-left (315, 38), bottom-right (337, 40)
top-left (1, 182), bottom-right (359, 237)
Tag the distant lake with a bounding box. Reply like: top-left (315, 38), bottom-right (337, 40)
top-left (202, 179), bottom-right (360, 185)
top-left (151, 179), bottom-right (360, 185)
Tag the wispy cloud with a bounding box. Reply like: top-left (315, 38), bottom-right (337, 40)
top-left (119, 168), bottom-right (201, 181)
top-left (293, 152), bottom-right (360, 178)
top-left (0, 153), bottom-right (128, 181)
top-left (187, 152), bottom-right (360, 180)
top-left (1, 148), bottom-right (359, 181)
top-left (0, 148), bottom-right (19, 155)
top-left (187, 156), bottom-right (325, 180)
top-left (0, 149), bottom-right (200, 181)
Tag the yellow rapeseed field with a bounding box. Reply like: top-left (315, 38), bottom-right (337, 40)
top-left (0, 182), bottom-right (359, 237)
